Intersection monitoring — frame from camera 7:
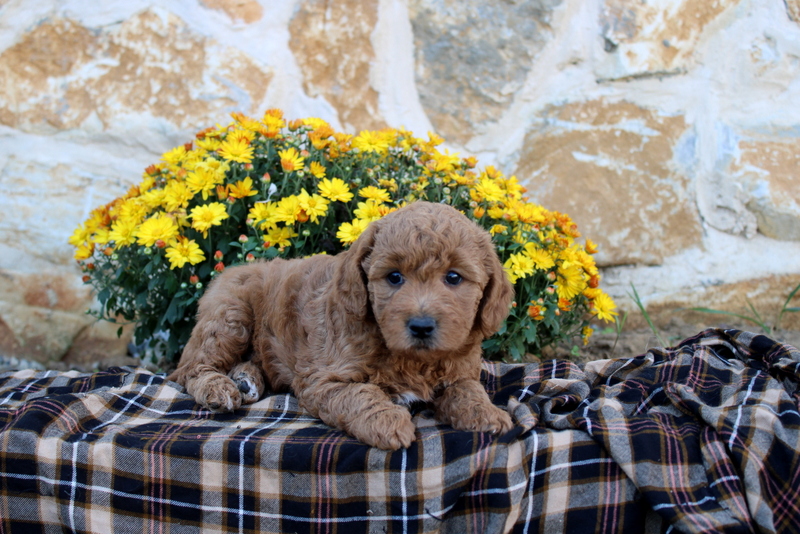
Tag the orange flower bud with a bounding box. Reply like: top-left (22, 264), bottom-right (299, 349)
top-left (214, 262), bottom-right (225, 273)
top-left (262, 172), bottom-right (271, 182)
top-left (82, 275), bottom-right (91, 283)
top-left (155, 239), bottom-right (166, 249)
top-left (85, 263), bottom-right (95, 271)
top-left (589, 275), bottom-right (600, 289)
top-left (263, 241), bottom-right (271, 249)
top-left (243, 163), bottom-right (253, 171)
top-left (239, 234), bottom-right (248, 243)
top-left (189, 275), bottom-right (199, 284)
top-left (245, 253), bottom-right (255, 262)
top-left (214, 250), bottom-right (224, 261)
top-left (103, 247), bottom-right (114, 256)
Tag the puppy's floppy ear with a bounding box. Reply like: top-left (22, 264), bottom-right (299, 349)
top-left (474, 234), bottom-right (515, 338)
top-left (333, 219), bottom-right (380, 319)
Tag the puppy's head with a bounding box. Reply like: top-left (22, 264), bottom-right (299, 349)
top-left (338, 202), bottom-right (513, 358)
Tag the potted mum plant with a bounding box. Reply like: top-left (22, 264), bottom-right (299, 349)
top-left (70, 110), bottom-right (618, 369)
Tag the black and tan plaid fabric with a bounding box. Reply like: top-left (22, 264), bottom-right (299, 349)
top-left (0, 328), bottom-right (798, 533)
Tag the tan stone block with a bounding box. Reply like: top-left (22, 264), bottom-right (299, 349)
top-left (0, 302), bottom-right (93, 364)
top-left (597, 0), bottom-right (737, 81)
top-left (515, 99), bottom-right (702, 266)
top-left (408, 0), bottom-right (561, 144)
top-left (289, 0), bottom-right (384, 131)
top-left (0, 9), bottom-right (272, 132)
top-left (644, 274), bottom-right (800, 332)
top-left (200, 0), bottom-right (264, 24)
top-left (730, 137), bottom-right (800, 240)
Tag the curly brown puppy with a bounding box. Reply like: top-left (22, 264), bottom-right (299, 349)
top-left (169, 201), bottom-right (514, 450)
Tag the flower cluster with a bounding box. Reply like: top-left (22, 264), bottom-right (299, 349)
top-left (70, 109), bottom-right (617, 366)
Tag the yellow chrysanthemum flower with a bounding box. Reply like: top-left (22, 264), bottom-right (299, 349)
top-left (165, 237), bottom-right (205, 269)
top-left (503, 252), bottom-right (535, 284)
top-left (352, 130), bottom-right (391, 154)
top-left (489, 224), bottom-right (508, 236)
top-left (556, 261), bottom-right (587, 300)
top-left (190, 202), bottom-right (229, 238)
top-left (523, 244), bottom-right (556, 270)
top-left (195, 137), bottom-right (221, 151)
top-left (265, 226), bottom-right (298, 249)
top-left (109, 217), bottom-right (139, 247)
top-left (248, 202), bottom-right (277, 231)
top-left (354, 199), bottom-right (386, 222)
top-left (318, 178), bottom-right (354, 202)
top-left (187, 166), bottom-right (225, 201)
top-left (231, 112), bottom-right (262, 132)
top-left (279, 148), bottom-right (304, 172)
top-left (74, 242), bottom-right (93, 261)
top-left (69, 223), bottom-right (92, 248)
top-left (337, 219), bottom-right (369, 245)
top-left (273, 195), bottom-right (302, 225)
top-left (297, 189), bottom-right (329, 223)
top-left (136, 214), bottom-right (179, 247)
top-left (228, 177), bottom-right (258, 199)
top-left (359, 186), bottom-right (391, 203)
top-left (431, 149), bottom-right (460, 173)
top-left (590, 291), bottom-right (619, 322)
top-left (161, 145), bottom-right (187, 167)
top-left (309, 161), bottom-right (326, 179)
top-left (163, 181), bottom-right (193, 212)
top-left (472, 177), bottom-right (506, 203)
top-left (218, 136), bottom-right (254, 164)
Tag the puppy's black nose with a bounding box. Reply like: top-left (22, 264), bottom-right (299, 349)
top-left (408, 316), bottom-right (436, 339)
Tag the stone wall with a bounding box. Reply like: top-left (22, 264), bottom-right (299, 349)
top-left (1, 0), bottom-right (799, 363)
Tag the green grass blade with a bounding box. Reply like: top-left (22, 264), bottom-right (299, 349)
top-left (628, 284), bottom-right (667, 347)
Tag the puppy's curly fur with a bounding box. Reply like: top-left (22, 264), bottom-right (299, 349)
top-left (169, 201), bottom-right (514, 450)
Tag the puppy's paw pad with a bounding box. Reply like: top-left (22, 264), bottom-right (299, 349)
top-left (197, 376), bottom-right (242, 412)
top-left (230, 372), bottom-right (262, 404)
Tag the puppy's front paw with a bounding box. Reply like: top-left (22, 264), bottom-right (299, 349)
top-left (228, 362), bottom-right (265, 405)
top-left (352, 405), bottom-right (416, 451)
top-left (448, 403), bottom-right (513, 435)
top-left (191, 373), bottom-right (242, 412)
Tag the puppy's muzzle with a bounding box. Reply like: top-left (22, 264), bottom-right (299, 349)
top-left (407, 316), bottom-right (436, 340)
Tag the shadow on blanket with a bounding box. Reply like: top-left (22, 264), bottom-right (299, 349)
top-left (0, 328), bottom-right (798, 533)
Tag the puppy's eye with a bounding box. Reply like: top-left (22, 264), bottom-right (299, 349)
top-left (386, 271), bottom-right (405, 286)
top-left (444, 271), bottom-right (463, 286)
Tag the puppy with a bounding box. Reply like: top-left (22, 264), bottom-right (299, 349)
top-left (169, 201), bottom-right (514, 450)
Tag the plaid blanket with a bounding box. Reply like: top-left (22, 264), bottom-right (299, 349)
top-left (0, 328), bottom-right (798, 533)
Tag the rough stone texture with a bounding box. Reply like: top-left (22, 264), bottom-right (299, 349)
top-left (787, 0), bottom-right (800, 22)
top-left (201, 0), bottom-right (264, 24)
top-left (730, 136), bottom-right (800, 241)
top-left (0, 9), bottom-right (272, 133)
top-left (596, 0), bottom-right (738, 82)
top-left (517, 99), bottom-right (702, 266)
top-left (408, 0), bottom-right (562, 144)
top-left (289, 0), bottom-right (384, 132)
top-left (0, 0), bottom-right (799, 363)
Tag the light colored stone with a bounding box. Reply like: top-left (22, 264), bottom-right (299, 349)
top-left (596, 0), bottom-right (738, 81)
top-left (516, 99), bottom-right (702, 266)
top-left (0, 9), bottom-right (272, 134)
top-left (288, 0), bottom-right (384, 132)
top-left (408, 0), bottom-right (562, 144)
